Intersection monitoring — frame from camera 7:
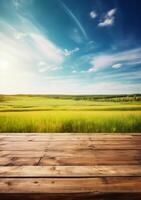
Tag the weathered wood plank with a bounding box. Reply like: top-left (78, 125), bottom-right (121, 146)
top-left (0, 149), bottom-right (140, 158)
top-left (0, 151), bottom-right (44, 157)
top-left (0, 178), bottom-right (141, 193)
top-left (0, 166), bottom-right (141, 177)
top-left (42, 151), bottom-right (141, 166)
top-left (1, 136), bottom-right (139, 142)
top-left (0, 149), bottom-right (140, 165)
top-left (0, 133), bottom-right (141, 199)
top-left (1, 137), bottom-right (139, 142)
top-left (46, 143), bottom-right (141, 150)
top-left (0, 134), bottom-right (139, 140)
top-left (40, 156), bottom-right (141, 166)
top-left (1, 156), bottom-right (139, 166)
top-left (1, 140), bottom-right (141, 144)
top-left (0, 142), bottom-right (141, 150)
top-left (42, 149), bottom-right (141, 165)
top-left (0, 157), bottom-right (41, 166)
top-left (0, 143), bottom-right (47, 151)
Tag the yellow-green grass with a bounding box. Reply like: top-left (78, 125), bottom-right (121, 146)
top-left (0, 95), bottom-right (141, 133)
top-left (0, 111), bottom-right (141, 133)
top-left (1, 95), bottom-right (141, 112)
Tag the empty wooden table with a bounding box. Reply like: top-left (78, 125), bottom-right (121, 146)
top-left (0, 133), bottom-right (141, 199)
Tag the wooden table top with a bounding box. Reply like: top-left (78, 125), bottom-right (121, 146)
top-left (0, 133), bottom-right (141, 199)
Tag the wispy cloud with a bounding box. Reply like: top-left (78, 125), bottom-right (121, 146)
top-left (90, 11), bottom-right (97, 19)
top-left (63, 47), bottom-right (79, 56)
top-left (37, 61), bottom-right (62, 73)
top-left (59, 0), bottom-right (88, 40)
top-left (0, 1), bottom-right (140, 95)
top-left (0, 18), bottom-right (66, 92)
top-left (13, 0), bottom-right (33, 9)
top-left (31, 33), bottom-right (64, 65)
top-left (94, 69), bottom-right (141, 82)
top-left (88, 47), bottom-right (141, 72)
top-left (98, 8), bottom-right (116, 27)
top-left (107, 9), bottom-right (116, 17)
top-left (112, 63), bottom-right (123, 69)
top-left (98, 18), bottom-right (114, 27)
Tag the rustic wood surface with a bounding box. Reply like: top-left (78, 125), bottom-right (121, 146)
top-left (0, 133), bottom-right (141, 200)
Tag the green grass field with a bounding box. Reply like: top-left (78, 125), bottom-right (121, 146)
top-left (0, 95), bottom-right (141, 133)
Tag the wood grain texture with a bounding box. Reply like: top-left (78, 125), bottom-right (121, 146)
top-left (0, 134), bottom-right (141, 199)
top-left (0, 166), bottom-right (141, 177)
top-left (0, 177), bottom-right (141, 193)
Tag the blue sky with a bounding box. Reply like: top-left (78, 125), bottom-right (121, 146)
top-left (0, 0), bottom-right (141, 94)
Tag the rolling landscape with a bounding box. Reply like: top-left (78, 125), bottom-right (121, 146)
top-left (0, 94), bottom-right (141, 133)
top-left (1, 1), bottom-right (141, 198)
top-left (0, 0), bottom-right (141, 135)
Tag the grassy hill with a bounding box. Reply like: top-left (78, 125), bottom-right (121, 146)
top-left (0, 94), bottom-right (141, 133)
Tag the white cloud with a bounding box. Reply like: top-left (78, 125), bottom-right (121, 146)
top-left (0, 20), bottom-right (64, 69)
top-left (89, 55), bottom-right (113, 72)
top-left (16, 31), bottom-right (65, 67)
top-left (37, 61), bottom-right (62, 73)
top-left (38, 65), bottom-right (61, 73)
top-left (63, 47), bottom-right (79, 56)
top-left (107, 9), bottom-right (116, 17)
top-left (90, 11), bottom-right (97, 19)
top-left (112, 63), bottom-right (123, 69)
top-left (98, 18), bottom-right (114, 27)
top-left (31, 33), bottom-right (64, 65)
top-left (88, 47), bottom-right (141, 72)
top-left (0, 19), bottom-right (66, 93)
top-left (98, 8), bottom-right (116, 27)
top-left (94, 69), bottom-right (141, 81)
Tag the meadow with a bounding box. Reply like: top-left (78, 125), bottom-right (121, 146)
top-left (0, 94), bottom-right (141, 133)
